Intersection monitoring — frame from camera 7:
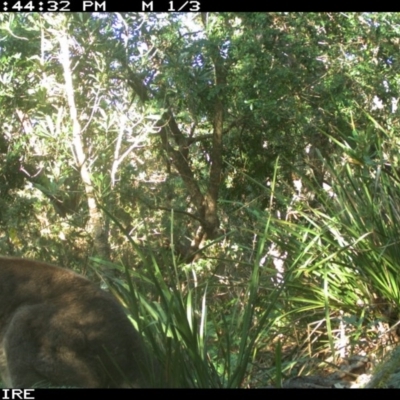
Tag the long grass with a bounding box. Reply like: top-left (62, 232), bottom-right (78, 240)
top-left (99, 117), bottom-right (400, 386)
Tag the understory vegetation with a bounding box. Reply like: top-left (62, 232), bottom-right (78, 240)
top-left (1, 12), bottom-right (400, 387)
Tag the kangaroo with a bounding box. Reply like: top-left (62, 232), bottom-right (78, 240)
top-left (0, 256), bottom-right (152, 388)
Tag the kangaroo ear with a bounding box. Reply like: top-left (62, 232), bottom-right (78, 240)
top-left (0, 257), bottom-right (150, 388)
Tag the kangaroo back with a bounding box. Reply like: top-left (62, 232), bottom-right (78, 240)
top-left (0, 257), bottom-right (149, 388)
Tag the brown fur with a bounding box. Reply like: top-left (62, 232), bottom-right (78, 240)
top-left (0, 257), bottom-right (150, 388)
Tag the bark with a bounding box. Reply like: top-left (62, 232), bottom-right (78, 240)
top-left (58, 28), bottom-right (110, 260)
top-left (123, 18), bottom-right (227, 259)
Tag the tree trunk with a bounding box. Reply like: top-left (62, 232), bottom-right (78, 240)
top-left (57, 22), bottom-right (110, 260)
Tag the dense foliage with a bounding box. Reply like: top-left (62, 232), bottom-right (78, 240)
top-left (2, 12), bottom-right (400, 387)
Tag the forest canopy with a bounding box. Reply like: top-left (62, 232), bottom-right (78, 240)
top-left (1, 12), bottom-right (400, 387)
